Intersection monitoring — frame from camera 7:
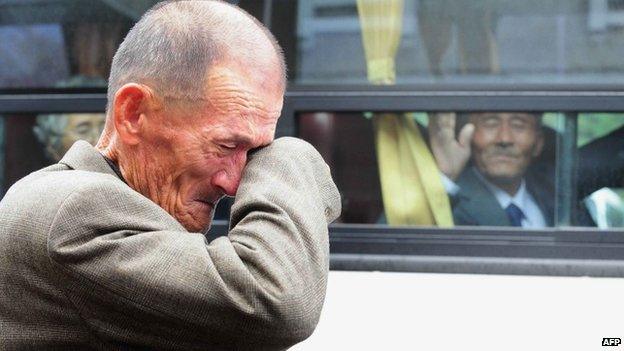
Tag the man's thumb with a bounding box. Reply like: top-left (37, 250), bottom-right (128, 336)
top-left (458, 123), bottom-right (475, 150)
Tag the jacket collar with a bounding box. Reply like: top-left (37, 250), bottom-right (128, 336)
top-left (58, 140), bottom-right (120, 179)
top-left (456, 168), bottom-right (511, 226)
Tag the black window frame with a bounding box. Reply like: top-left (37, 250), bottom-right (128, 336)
top-left (279, 84), bottom-right (624, 277)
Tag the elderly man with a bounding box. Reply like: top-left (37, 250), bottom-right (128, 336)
top-left (0, 1), bottom-right (340, 350)
top-left (429, 112), bottom-right (554, 227)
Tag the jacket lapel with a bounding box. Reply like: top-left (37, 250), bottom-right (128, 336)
top-left (526, 175), bottom-right (555, 226)
top-left (456, 168), bottom-right (511, 226)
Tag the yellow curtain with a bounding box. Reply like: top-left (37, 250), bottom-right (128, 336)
top-left (357, 0), bottom-right (453, 226)
top-left (357, 0), bottom-right (402, 84)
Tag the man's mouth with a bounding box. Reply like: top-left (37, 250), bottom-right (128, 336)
top-left (489, 153), bottom-right (518, 161)
top-left (195, 199), bottom-right (216, 209)
top-left (196, 194), bottom-right (224, 207)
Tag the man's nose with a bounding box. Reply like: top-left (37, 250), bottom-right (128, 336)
top-left (495, 123), bottom-right (514, 144)
top-left (212, 154), bottom-right (246, 196)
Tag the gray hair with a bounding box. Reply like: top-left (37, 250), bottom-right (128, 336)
top-left (33, 113), bottom-right (70, 154)
top-left (106, 0), bottom-right (286, 113)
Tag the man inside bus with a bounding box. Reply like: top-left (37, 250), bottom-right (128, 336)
top-left (0, 1), bottom-right (340, 350)
top-left (429, 112), bottom-right (554, 227)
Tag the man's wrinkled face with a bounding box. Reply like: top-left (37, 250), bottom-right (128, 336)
top-left (139, 66), bottom-right (283, 233)
top-left (470, 112), bottom-right (543, 186)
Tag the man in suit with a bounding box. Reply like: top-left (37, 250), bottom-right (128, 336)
top-left (429, 112), bottom-right (554, 227)
top-left (0, 1), bottom-right (340, 350)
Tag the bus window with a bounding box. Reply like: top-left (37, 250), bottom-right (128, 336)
top-left (298, 111), bottom-right (624, 229)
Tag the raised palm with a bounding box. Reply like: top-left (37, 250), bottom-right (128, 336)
top-left (428, 112), bottom-right (474, 181)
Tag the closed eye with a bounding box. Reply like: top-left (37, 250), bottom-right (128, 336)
top-left (220, 143), bottom-right (237, 150)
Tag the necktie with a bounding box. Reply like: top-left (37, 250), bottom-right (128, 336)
top-left (505, 203), bottom-right (524, 227)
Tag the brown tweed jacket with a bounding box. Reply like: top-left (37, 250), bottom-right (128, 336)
top-left (0, 137), bottom-right (340, 350)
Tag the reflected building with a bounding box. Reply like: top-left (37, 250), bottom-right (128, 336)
top-left (295, 0), bottom-right (624, 85)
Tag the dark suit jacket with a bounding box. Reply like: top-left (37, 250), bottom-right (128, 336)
top-left (452, 168), bottom-right (555, 227)
top-left (0, 138), bottom-right (341, 350)
top-left (578, 125), bottom-right (624, 198)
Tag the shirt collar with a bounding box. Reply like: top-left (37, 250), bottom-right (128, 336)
top-left (102, 155), bottom-right (127, 184)
top-left (59, 140), bottom-right (119, 179)
top-left (58, 141), bottom-right (127, 184)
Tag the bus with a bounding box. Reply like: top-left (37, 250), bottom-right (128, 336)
top-left (2, 1), bottom-right (624, 350)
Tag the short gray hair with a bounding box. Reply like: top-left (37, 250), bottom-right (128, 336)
top-left (106, 0), bottom-right (286, 113)
top-left (33, 114), bottom-right (70, 154)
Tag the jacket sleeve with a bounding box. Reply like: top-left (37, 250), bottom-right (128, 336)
top-left (47, 137), bottom-right (341, 351)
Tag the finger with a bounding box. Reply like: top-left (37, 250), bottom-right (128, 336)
top-left (438, 112), bottom-right (456, 129)
top-left (458, 123), bottom-right (475, 149)
top-left (429, 112), bottom-right (456, 133)
top-left (427, 113), bottom-right (439, 132)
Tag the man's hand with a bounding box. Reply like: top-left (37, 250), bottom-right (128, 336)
top-left (428, 112), bottom-right (475, 181)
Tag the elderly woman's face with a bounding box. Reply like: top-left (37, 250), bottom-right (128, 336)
top-left (60, 113), bottom-right (106, 154)
top-left (39, 113), bottom-right (106, 162)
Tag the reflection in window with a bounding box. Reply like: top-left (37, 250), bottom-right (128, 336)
top-left (299, 111), bottom-right (624, 229)
top-left (273, 0), bottom-right (624, 85)
top-left (0, 0), bottom-right (146, 89)
top-left (0, 0), bottom-right (265, 90)
top-left (0, 24), bottom-right (69, 88)
top-left (0, 113), bottom-right (106, 195)
top-left (299, 112), bottom-right (383, 224)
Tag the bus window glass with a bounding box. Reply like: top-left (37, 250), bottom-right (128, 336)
top-left (298, 111), bottom-right (624, 229)
top-left (577, 113), bottom-right (624, 228)
top-left (273, 0), bottom-right (624, 87)
top-left (0, 0), bottom-right (264, 90)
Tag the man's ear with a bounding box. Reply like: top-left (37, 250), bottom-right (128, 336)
top-left (112, 83), bottom-right (156, 145)
top-left (532, 130), bottom-right (545, 157)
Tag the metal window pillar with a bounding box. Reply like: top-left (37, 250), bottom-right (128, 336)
top-left (555, 112), bottom-right (578, 226)
top-left (0, 117), bottom-right (4, 198)
top-left (262, 0), bottom-right (273, 28)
